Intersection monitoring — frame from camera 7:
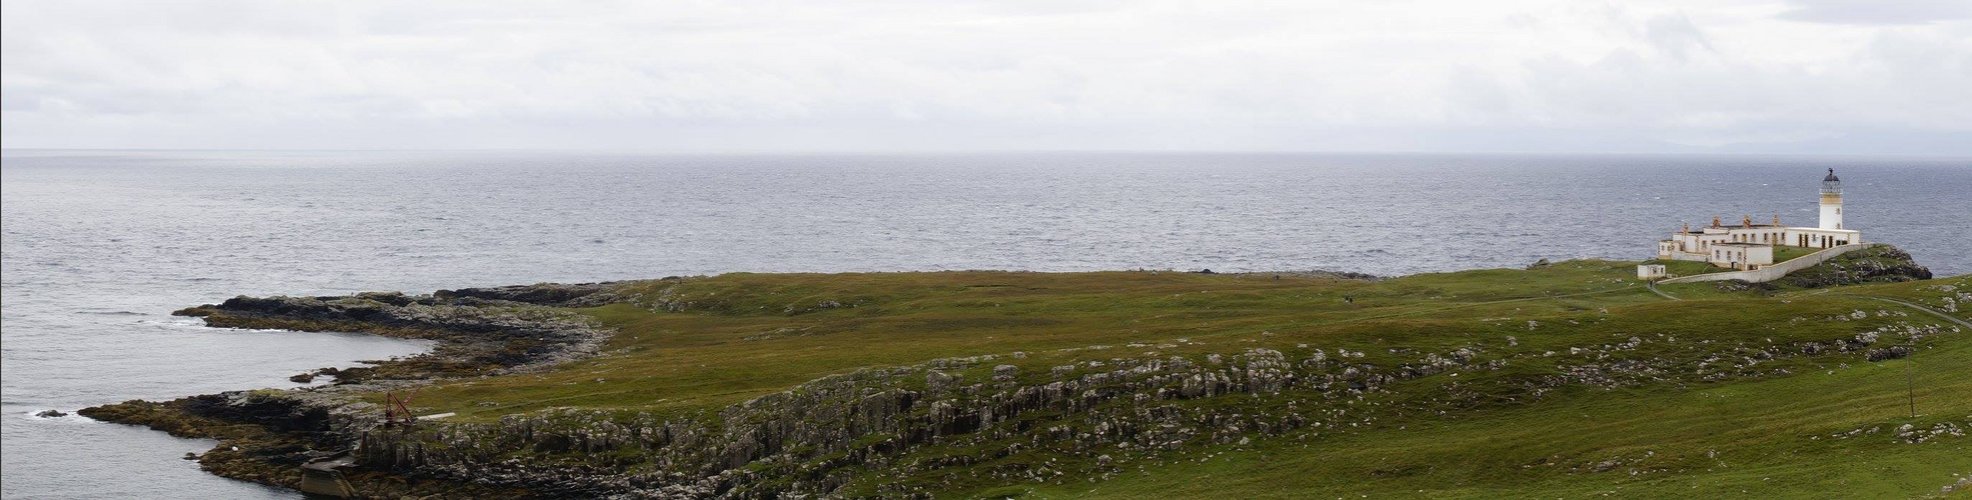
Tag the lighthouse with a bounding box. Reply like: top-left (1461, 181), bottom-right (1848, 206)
top-left (1819, 168), bottom-right (1843, 230)
top-left (1654, 168), bottom-right (1864, 269)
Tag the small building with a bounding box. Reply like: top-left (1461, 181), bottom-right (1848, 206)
top-left (1656, 169), bottom-right (1861, 269)
top-left (1710, 242), bottom-right (1772, 270)
top-left (1636, 264), bottom-right (1667, 280)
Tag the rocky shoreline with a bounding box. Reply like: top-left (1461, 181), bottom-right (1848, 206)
top-left (180, 282), bottom-right (622, 381)
top-left (80, 282), bottom-right (622, 498)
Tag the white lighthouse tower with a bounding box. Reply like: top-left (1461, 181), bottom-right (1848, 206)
top-left (1819, 168), bottom-right (1843, 230)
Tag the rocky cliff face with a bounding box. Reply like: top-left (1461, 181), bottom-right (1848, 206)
top-left (353, 317), bottom-right (1959, 498)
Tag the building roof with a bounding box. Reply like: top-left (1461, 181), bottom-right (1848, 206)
top-left (1715, 242), bottom-right (1768, 247)
top-left (1825, 168), bottom-right (1840, 182)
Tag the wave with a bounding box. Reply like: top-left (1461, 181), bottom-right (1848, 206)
top-left (77, 310), bottom-right (148, 316)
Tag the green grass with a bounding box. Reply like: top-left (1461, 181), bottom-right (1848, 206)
top-left (405, 262), bottom-right (1665, 420)
top-left (1022, 331), bottom-right (1971, 498)
top-left (1773, 245), bottom-right (1818, 263)
top-left (1646, 257), bottom-right (1732, 278)
top-left (381, 261), bottom-right (1971, 497)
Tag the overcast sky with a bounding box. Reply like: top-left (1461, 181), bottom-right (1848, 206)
top-left (3, 1), bottom-right (1969, 154)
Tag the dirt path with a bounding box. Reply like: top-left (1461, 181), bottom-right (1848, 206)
top-left (1646, 281), bottom-right (1681, 301)
top-left (1862, 296), bottom-right (1972, 330)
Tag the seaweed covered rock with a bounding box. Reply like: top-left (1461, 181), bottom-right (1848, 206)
top-left (1781, 245), bottom-right (1933, 288)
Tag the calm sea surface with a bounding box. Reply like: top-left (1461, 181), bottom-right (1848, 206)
top-left (2, 150), bottom-right (1967, 498)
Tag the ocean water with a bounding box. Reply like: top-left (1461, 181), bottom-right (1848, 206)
top-left (2, 150), bottom-right (1967, 498)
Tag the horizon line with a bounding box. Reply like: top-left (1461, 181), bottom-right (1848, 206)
top-left (5, 147), bottom-right (1970, 160)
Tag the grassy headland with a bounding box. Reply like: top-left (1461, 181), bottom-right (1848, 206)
top-left (85, 251), bottom-right (1970, 498)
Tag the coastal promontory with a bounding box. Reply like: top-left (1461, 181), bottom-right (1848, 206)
top-left (84, 249), bottom-right (1970, 498)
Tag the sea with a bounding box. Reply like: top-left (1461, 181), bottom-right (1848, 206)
top-left (2, 150), bottom-right (1967, 498)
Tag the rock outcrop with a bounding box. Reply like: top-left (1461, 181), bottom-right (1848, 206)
top-left (433, 282), bottom-right (624, 307)
top-left (79, 390), bottom-right (524, 497)
top-left (85, 284), bottom-right (620, 497)
top-left (1781, 245), bottom-right (1933, 288)
top-left (172, 290), bottom-right (611, 381)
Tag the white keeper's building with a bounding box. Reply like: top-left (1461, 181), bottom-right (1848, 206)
top-left (1654, 169), bottom-right (1861, 270)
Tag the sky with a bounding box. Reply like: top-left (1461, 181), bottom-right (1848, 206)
top-left (3, 0), bottom-right (1969, 154)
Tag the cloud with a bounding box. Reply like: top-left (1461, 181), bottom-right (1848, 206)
top-left (2, 0), bottom-right (1969, 154)
top-left (1777, 0), bottom-right (1972, 25)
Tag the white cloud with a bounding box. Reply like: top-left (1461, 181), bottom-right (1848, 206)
top-left (2, 0), bottom-right (1968, 154)
top-left (1777, 0), bottom-right (1972, 25)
